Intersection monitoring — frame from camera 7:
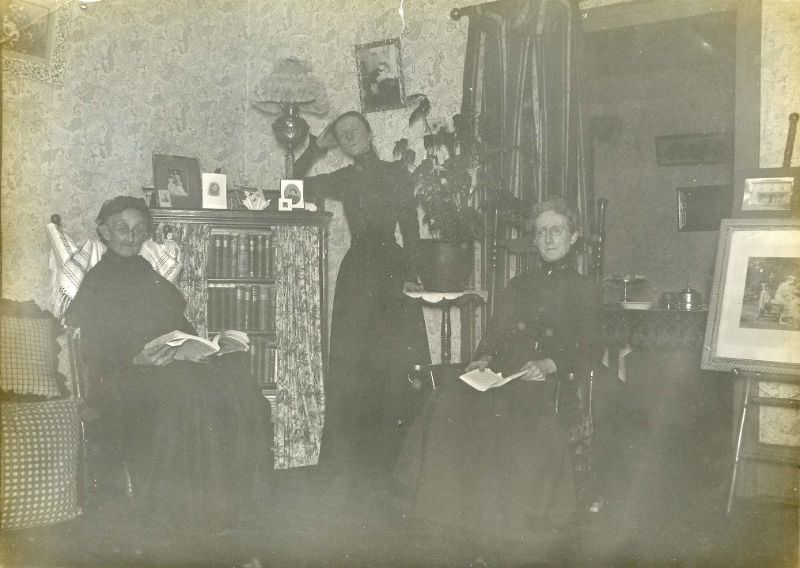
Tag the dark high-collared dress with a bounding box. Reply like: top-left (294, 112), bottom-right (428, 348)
top-left (395, 259), bottom-right (603, 542)
top-left (298, 148), bottom-right (431, 490)
top-left (65, 250), bottom-right (271, 532)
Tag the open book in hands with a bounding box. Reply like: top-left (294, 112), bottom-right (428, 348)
top-left (459, 367), bottom-right (528, 392)
top-left (143, 329), bottom-right (250, 362)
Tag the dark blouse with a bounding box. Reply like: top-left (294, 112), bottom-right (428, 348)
top-left (64, 251), bottom-right (194, 378)
top-left (295, 143), bottom-right (420, 280)
top-left (475, 258), bottom-right (604, 378)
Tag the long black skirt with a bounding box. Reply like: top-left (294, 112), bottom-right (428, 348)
top-left (319, 240), bottom-right (430, 488)
top-left (113, 355), bottom-right (272, 532)
top-left (395, 375), bottom-right (577, 542)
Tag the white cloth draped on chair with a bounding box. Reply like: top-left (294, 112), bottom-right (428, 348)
top-left (46, 221), bottom-right (182, 319)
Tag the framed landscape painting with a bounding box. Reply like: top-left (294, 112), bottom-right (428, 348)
top-left (702, 218), bottom-right (800, 378)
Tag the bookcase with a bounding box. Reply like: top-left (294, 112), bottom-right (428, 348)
top-left (151, 209), bottom-right (330, 469)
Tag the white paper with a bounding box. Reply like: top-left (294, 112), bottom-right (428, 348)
top-left (459, 368), bottom-right (528, 392)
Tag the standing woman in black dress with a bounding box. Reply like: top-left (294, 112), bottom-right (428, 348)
top-left (294, 111), bottom-right (430, 503)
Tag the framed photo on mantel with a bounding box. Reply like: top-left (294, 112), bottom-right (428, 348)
top-left (701, 218), bottom-right (800, 378)
top-left (153, 154), bottom-right (202, 209)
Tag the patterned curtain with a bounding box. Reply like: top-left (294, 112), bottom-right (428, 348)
top-left (460, 0), bottom-right (592, 292)
top-left (152, 223), bottom-right (210, 336)
top-left (272, 225), bottom-right (325, 469)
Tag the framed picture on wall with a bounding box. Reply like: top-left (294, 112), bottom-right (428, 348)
top-left (1, 0), bottom-right (69, 84)
top-left (152, 154), bottom-right (202, 209)
top-left (701, 218), bottom-right (800, 378)
top-left (733, 167), bottom-right (799, 218)
top-left (354, 38), bottom-right (407, 113)
top-left (655, 132), bottom-right (732, 167)
top-left (676, 185), bottom-right (732, 232)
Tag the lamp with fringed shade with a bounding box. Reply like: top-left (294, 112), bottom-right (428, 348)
top-left (253, 58), bottom-right (329, 177)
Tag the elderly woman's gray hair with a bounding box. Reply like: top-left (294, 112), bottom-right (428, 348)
top-left (527, 197), bottom-right (579, 233)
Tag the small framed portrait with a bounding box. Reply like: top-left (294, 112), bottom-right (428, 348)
top-left (202, 173), bottom-right (228, 209)
top-left (152, 154), bottom-right (202, 209)
top-left (157, 189), bottom-right (173, 208)
top-left (733, 167), bottom-right (799, 218)
top-left (354, 38), bottom-right (407, 113)
top-left (278, 180), bottom-right (304, 211)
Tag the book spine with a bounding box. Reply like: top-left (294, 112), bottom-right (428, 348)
top-left (224, 284), bottom-right (235, 329)
top-left (259, 286), bottom-right (269, 332)
top-left (238, 234), bottom-right (248, 278)
top-left (207, 283), bottom-right (217, 331)
top-left (230, 234), bottom-right (239, 278)
top-left (265, 235), bottom-right (273, 279)
top-left (249, 337), bottom-right (258, 382)
top-left (251, 284), bottom-right (260, 331)
top-left (242, 286), bottom-right (251, 330)
top-left (221, 235), bottom-right (231, 278)
top-left (249, 235), bottom-right (257, 278)
top-left (256, 235), bottom-right (265, 278)
top-left (235, 285), bottom-right (244, 330)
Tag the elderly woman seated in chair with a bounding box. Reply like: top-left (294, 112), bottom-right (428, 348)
top-left (395, 197), bottom-right (603, 560)
top-left (65, 196), bottom-right (270, 533)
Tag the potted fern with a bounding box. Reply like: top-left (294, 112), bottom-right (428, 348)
top-left (395, 94), bottom-right (483, 291)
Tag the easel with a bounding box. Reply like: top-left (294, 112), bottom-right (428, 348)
top-left (728, 369), bottom-right (800, 514)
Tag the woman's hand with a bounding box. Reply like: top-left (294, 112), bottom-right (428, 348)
top-left (518, 358), bottom-right (557, 382)
top-left (464, 356), bottom-right (492, 373)
top-left (403, 280), bottom-right (424, 293)
top-left (132, 343), bottom-right (177, 367)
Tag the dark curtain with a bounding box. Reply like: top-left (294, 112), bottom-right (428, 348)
top-left (459, 0), bottom-right (592, 301)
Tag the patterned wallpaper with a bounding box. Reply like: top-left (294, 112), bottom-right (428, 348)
top-left (1, 0), bottom-right (475, 310)
top-left (760, 0), bottom-right (800, 167)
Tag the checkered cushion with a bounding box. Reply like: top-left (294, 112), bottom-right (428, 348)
top-left (1, 399), bottom-right (82, 529)
top-left (0, 311), bottom-right (61, 398)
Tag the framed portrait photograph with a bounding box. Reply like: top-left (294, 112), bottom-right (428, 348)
top-left (278, 179), bottom-right (304, 211)
top-left (202, 172), bottom-right (227, 209)
top-left (733, 167), bottom-right (799, 218)
top-left (157, 189), bottom-right (173, 209)
top-left (676, 185), bottom-right (732, 232)
top-left (654, 132), bottom-right (732, 167)
top-left (1, 0), bottom-right (69, 84)
top-left (354, 38), bottom-right (406, 113)
top-left (153, 154), bottom-right (202, 209)
top-left (701, 218), bottom-right (800, 378)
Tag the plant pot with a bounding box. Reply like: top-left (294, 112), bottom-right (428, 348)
top-left (415, 239), bottom-right (474, 292)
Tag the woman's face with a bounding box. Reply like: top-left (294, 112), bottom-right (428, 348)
top-left (334, 115), bottom-right (372, 158)
top-left (533, 210), bottom-right (578, 263)
top-left (99, 208), bottom-right (149, 257)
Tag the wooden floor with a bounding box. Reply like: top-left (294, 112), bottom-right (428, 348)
top-left (2, 368), bottom-right (797, 567)
top-left (1, 464), bottom-right (796, 568)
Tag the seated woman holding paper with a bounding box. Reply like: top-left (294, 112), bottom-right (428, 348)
top-left (65, 196), bottom-right (271, 533)
top-left (395, 197), bottom-right (602, 554)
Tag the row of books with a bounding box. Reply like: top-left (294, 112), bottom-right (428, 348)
top-left (209, 232), bottom-right (273, 279)
top-left (249, 337), bottom-right (277, 386)
top-left (207, 283), bottom-right (276, 332)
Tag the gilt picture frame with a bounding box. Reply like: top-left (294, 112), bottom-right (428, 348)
top-left (1, 0), bottom-right (70, 84)
top-left (354, 38), bottom-right (406, 114)
top-left (733, 167), bottom-right (799, 218)
top-left (152, 154), bottom-right (202, 210)
top-left (701, 218), bottom-right (800, 379)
